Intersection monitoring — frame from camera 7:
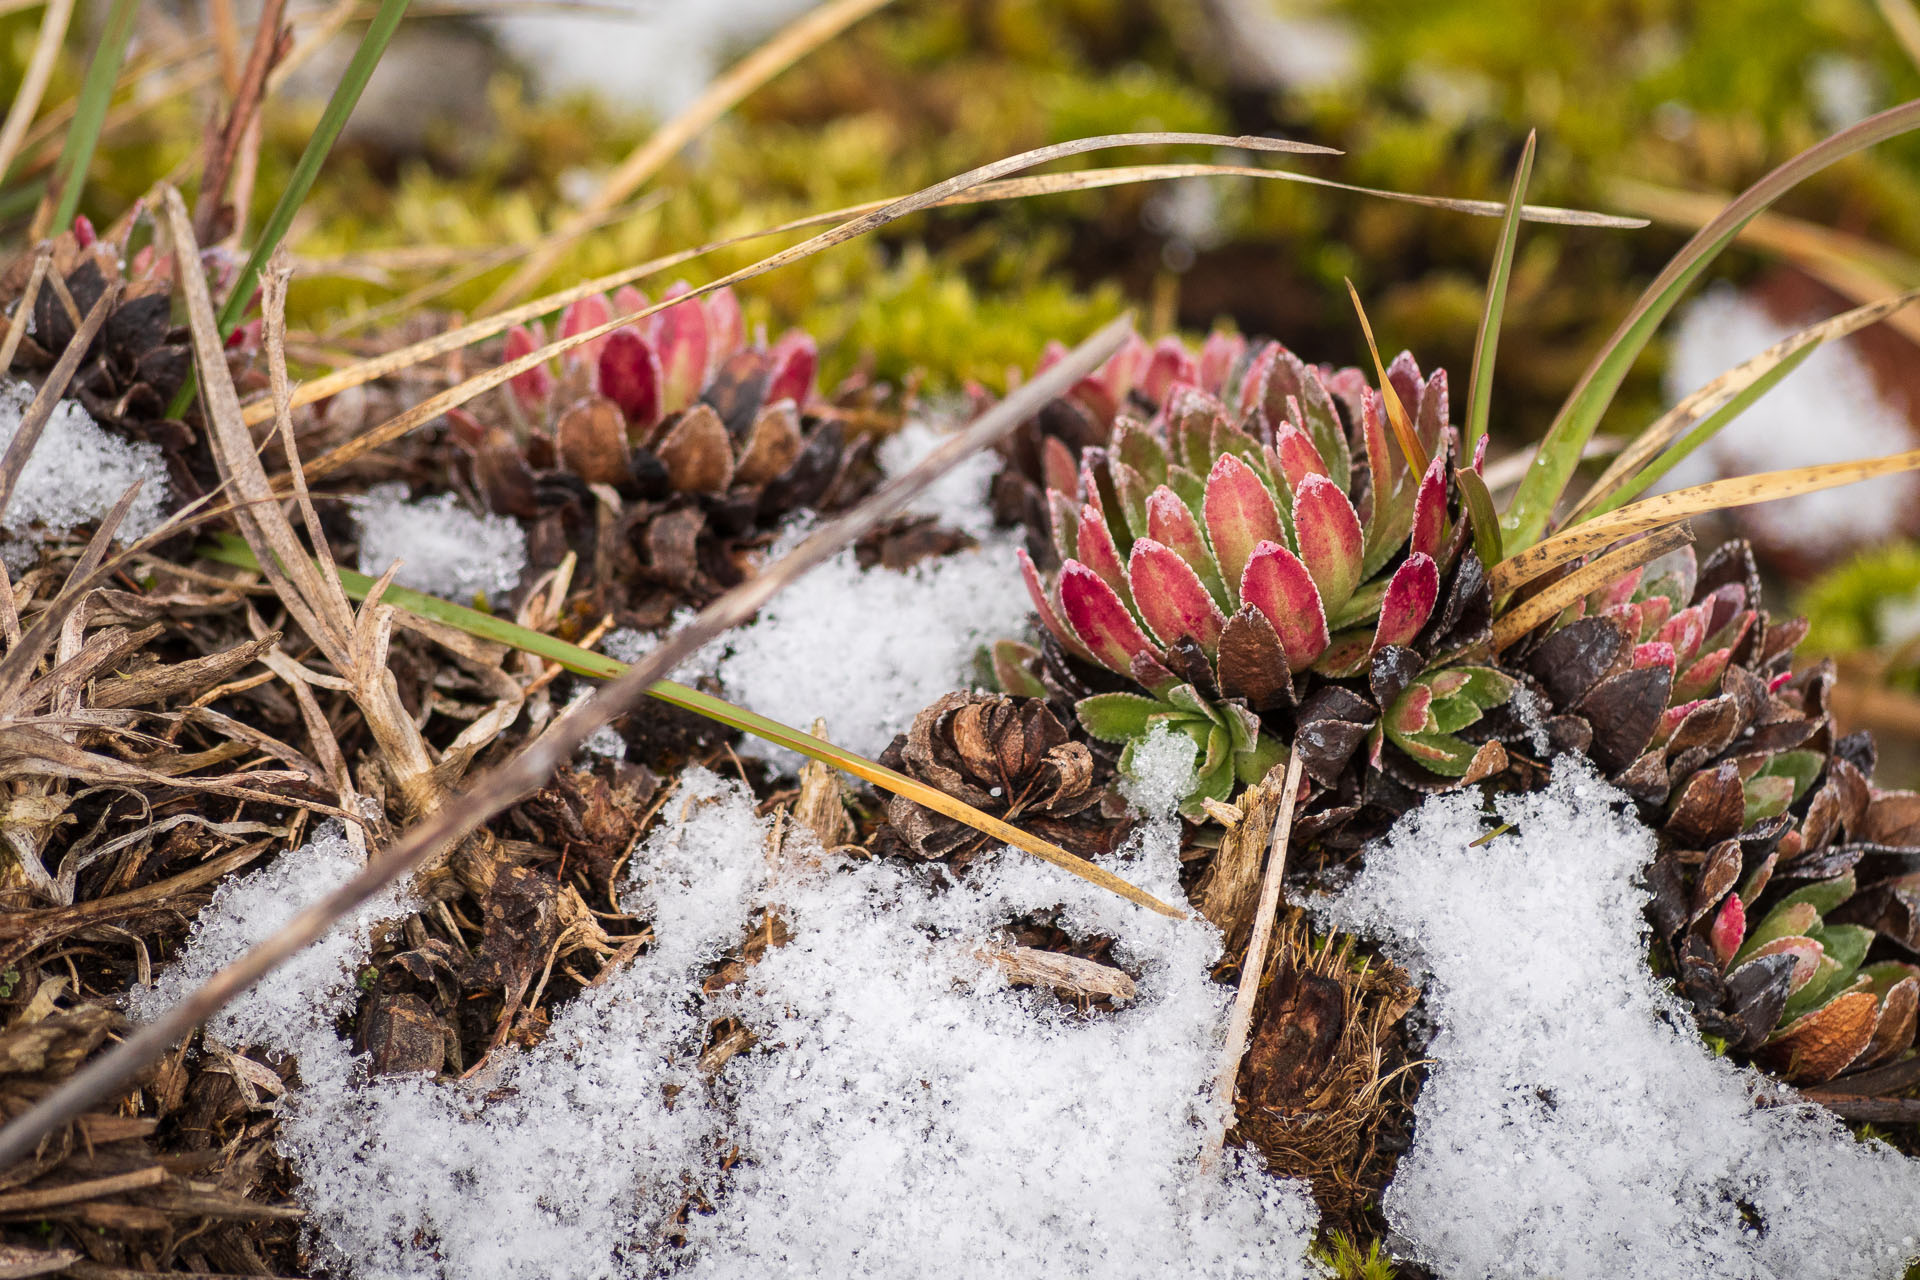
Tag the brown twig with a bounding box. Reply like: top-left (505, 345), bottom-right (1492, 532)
top-left (192, 0), bottom-right (290, 241)
top-left (0, 311), bottom-right (1136, 1172)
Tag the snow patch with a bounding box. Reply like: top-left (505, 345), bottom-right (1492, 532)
top-left (1662, 285), bottom-right (1918, 555)
top-left (0, 380), bottom-right (170, 569)
top-left (212, 769), bottom-right (1315, 1279)
top-left (127, 823), bottom-right (409, 1050)
top-left (874, 419), bottom-right (1002, 539)
top-left (352, 482), bottom-right (527, 603)
top-left (1314, 763), bottom-right (1920, 1280)
top-left (1120, 722), bottom-right (1200, 817)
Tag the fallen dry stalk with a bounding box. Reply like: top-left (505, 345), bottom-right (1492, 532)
top-left (0, 311), bottom-right (1140, 1171)
top-left (1209, 749), bottom-right (1306, 1160)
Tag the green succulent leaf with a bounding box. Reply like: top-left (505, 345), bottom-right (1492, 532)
top-left (1774, 872), bottom-right (1857, 920)
top-left (1075, 691), bottom-right (1167, 743)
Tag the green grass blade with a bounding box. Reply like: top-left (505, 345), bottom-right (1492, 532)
top-left (217, 0), bottom-right (409, 333)
top-left (46, 0), bottom-right (138, 232)
top-left (1464, 130), bottom-right (1534, 460)
top-left (196, 533), bottom-right (1185, 917)
top-left (1454, 465), bottom-right (1505, 577)
top-left (1501, 98), bottom-right (1920, 553)
top-left (168, 0), bottom-right (411, 416)
top-left (1586, 345), bottom-right (1815, 518)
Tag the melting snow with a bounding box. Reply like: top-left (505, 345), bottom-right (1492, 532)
top-left (0, 380), bottom-right (170, 569)
top-left (145, 769), bottom-right (1317, 1279)
top-left (352, 482), bottom-right (527, 604)
top-left (1662, 285), bottom-right (1918, 556)
top-left (1313, 763), bottom-right (1920, 1280)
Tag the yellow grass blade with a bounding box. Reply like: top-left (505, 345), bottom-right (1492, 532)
top-left (1489, 523), bottom-right (1695, 652)
top-left (1345, 278), bottom-right (1429, 475)
top-left (1493, 450), bottom-right (1920, 596)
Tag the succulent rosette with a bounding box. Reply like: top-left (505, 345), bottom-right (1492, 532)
top-left (456, 283), bottom-right (872, 615)
top-left (1491, 539), bottom-right (1920, 1083)
top-left (995, 331), bottom-right (1509, 817)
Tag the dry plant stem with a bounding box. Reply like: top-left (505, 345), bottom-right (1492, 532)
top-left (1489, 523), bottom-right (1695, 651)
top-left (1208, 750), bottom-right (1306, 1166)
top-left (1493, 448), bottom-right (1920, 596)
top-left (481, 0), bottom-right (899, 311)
top-left (192, 0), bottom-right (288, 240)
top-left (0, 254), bottom-right (49, 377)
top-left (164, 188), bottom-right (441, 815)
top-left (0, 0), bottom-right (74, 184)
top-left (0, 312), bottom-right (1141, 1172)
top-left (299, 132), bottom-right (1334, 483)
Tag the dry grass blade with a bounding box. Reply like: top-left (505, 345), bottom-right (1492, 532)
top-left (1493, 450), bottom-right (1920, 596)
top-left (481, 0), bottom-right (900, 311)
top-left (0, 0), bottom-right (75, 184)
top-left (0, 312), bottom-right (1144, 1170)
top-left (0, 283), bottom-right (120, 524)
top-left (247, 159), bottom-right (1633, 428)
top-left (1880, 0), bottom-right (1920, 72)
top-left (0, 253), bottom-right (49, 376)
top-left (295, 131), bottom-right (1334, 483)
top-left (1488, 523), bottom-right (1695, 651)
top-left (1345, 278), bottom-right (1427, 474)
top-left (1564, 284), bottom-right (1920, 523)
top-left (1209, 750), bottom-right (1306, 1164)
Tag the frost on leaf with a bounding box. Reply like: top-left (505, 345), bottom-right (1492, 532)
top-left (1313, 764), bottom-right (1920, 1280)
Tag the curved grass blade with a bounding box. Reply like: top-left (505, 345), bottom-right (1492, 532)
top-left (1565, 284), bottom-right (1920, 522)
top-left (1501, 99), bottom-right (1920, 552)
top-left (293, 131), bottom-right (1338, 483)
top-left (1464, 130), bottom-right (1535, 459)
top-left (1345, 278), bottom-right (1428, 475)
top-left (239, 157), bottom-right (1638, 431)
top-left (44, 0), bottom-right (138, 233)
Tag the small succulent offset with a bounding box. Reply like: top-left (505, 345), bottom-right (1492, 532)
top-left (996, 330), bottom-right (1507, 816)
top-left (458, 283), bottom-right (872, 617)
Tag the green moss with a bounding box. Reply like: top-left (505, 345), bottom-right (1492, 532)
top-left (1795, 542), bottom-right (1920, 679)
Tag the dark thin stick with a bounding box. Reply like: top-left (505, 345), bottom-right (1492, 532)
top-left (0, 312), bottom-right (1136, 1172)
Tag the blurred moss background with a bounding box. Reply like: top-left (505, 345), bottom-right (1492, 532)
top-left (11, 0), bottom-right (1920, 442)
